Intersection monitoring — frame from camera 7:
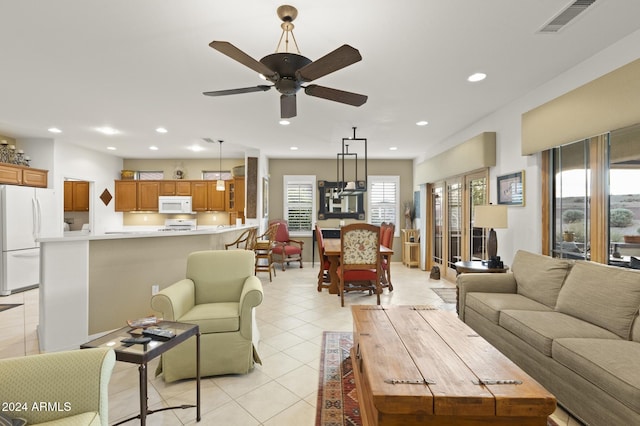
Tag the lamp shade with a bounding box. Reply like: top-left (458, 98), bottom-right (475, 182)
top-left (474, 204), bottom-right (508, 229)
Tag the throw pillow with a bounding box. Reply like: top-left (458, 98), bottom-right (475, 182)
top-left (512, 250), bottom-right (573, 308)
top-left (555, 261), bottom-right (640, 339)
top-left (0, 413), bottom-right (27, 426)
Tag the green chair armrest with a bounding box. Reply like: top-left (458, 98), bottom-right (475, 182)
top-left (239, 275), bottom-right (264, 339)
top-left (151, 278), bottom-right (196, 321)
top-left (0, 348), bottom-right (115, 426)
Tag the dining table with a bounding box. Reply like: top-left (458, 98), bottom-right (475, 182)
top-left (322, 238), bottom-right (394, 294)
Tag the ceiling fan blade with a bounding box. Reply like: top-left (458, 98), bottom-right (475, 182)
top-left (296, 45), bottom-right (362, 82)
top-left (304, 84), bottom-right (368, 107)
top-left (203, 85), bottom-right (272, 96)
top-left (209, 41), bottom-right (278, 80)
top-left (281, 94), bottom-right (297, 119)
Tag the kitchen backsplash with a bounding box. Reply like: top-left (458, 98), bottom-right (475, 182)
top-left (123, 211), bottom-right (230, 227)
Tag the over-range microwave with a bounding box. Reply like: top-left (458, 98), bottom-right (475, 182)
top-left (158, 196), bottom-right (194, 214)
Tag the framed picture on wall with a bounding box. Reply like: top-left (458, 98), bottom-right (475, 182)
top-left (497, 171), bottom-right (525, 206)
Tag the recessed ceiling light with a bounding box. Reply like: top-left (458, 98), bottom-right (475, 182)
top-left (389, 147), bottom-right (398, 151)
top-left (96, 127), bottom-right (119, 135)
top-left (149, 146), bottom-right (159, 151)
top-left (416, 120), bottom-right (429, 126)
top-left (467, 72), bottom-right (487, 82)
top-left (279, 120), bottom-right (290, 125)
top-left (48, 127), bottom-right (62, 133)
top-left (290, 146), bottom-right (298, 150)
top-left (155, 127), bottom-right (168, 133)
top-left (188, 145), bottom-right (205, 152)
top-left (107, 146), bottom-right (117, 151)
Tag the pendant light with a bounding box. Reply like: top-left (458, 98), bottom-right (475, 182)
top-left (216, 140), bottom-right (225, 191)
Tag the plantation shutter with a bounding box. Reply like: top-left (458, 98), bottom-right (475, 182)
top-left (369, 179), bottom-right (398, 226)
top-left (286, 181), bottom-right (314, 232)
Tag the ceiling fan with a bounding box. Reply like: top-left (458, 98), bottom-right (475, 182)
top-left (203, 5), bottom-right (367, 119)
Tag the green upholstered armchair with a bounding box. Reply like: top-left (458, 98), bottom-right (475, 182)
top-left (0, 347), bottom-right (115, 426)
top-left (151, 250), bottom-right (264, 383)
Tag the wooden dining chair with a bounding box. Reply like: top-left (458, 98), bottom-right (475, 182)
top-left (254, 223), bottom-right (279, 281)
top-left (315, 225), bottom-right (331, 292)
top-left (338, 223), bottom-right (382, 307)
top-left (224, 227), bottom-right (257, 250)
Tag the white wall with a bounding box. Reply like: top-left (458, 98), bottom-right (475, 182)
top-left (53, 142), bottom-right (123, 235)
top-left (416, 28), bottom-right (640, 267)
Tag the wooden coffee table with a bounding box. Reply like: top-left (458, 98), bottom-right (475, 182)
top-left (351, 305), bottom-right (556, 426)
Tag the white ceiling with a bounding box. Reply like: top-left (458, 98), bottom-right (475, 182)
top-left (1, 0), bottom-right (640, 160)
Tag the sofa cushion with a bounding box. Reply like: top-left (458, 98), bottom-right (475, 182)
top-left (466, 292), bottom-right (552, 324)
top-left (499, 310), bottom-right (620, 356)
top-left (555, 261), bottom-right (640, 339)
top-left (178, 302), bottom-right (239, 334)
top-left (553, 338), bottom-right (640, 413)
top-left (511, 250), bottom-right (573, 308)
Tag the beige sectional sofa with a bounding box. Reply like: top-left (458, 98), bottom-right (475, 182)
top-left (457, 250), bottom-right (640, 426)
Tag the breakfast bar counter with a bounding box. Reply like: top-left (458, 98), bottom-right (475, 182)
top-left (37, 225), bottom-right (256, 352)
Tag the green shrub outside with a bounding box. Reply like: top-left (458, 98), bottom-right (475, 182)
top-left (562, 209), bottom-right (584, 223)
top-left (610, 208), bottom-right (634, 227)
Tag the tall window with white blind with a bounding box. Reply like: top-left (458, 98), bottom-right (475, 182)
top-left (368, 176), bottom-right (400, 234)
top-left (283, 175), bottom-right (316, 236)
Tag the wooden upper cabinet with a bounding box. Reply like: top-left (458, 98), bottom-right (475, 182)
top-left (176, 181), bottom-right (192, 196)
top-left (65, 181), bottom-right (89, 211)
top-left (73, 181), bottom-right (90, 211)
top-left (137, 181), bottom-right (159, 211)
top-left (115, 180), bottom-right (138, 211)
top-left (64, 181), bottom-right (73, 211)
top-left (191, 181), bottom-right (208, 211)
top-left (0, 163), bottom-right (48, 188)
top-left (235, 177), bottom-right (245, 213)
top-left (159, 181), bottom-right (176, 196)
top-left (207, 182), bottom-right (225, 211)
top-left (159, 180), bottom-right (192, 196)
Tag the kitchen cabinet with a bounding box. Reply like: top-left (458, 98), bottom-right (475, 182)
top-left (159, 180), bottom-right (191, 196)
top-left (0, 163), bottom-right (48, 188)
top-left (207, 182), bottom-right (225, 211)
top-left (191, 181), bottom-right (208, 211)
top-left (115, 181), bottom-right (137, 211)
top-left (115, 180), bottom-right (158, 211)
top-left (137, 181), bottom-right (159, 211)
top-left (225, 177), bottom-right (245, 223)
top-left (64, 180), bottom-right (89, 211)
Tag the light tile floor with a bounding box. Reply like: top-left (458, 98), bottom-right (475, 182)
top-left (1, 262), bottom-right (582, 425)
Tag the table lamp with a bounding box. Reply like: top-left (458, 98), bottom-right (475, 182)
top-left (473, 204), bottom-right (508, 260)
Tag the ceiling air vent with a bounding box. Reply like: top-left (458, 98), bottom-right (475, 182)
top-left (538, 0), bottom-right (597, 33)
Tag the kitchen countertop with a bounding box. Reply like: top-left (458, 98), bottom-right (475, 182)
top-left (37, 224), bottom-right (257, 243)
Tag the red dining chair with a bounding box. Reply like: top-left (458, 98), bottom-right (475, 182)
top-left (270, 219), bottom-right (304, 271)
top-left (315, 225), bottom-right (331, 291)
top-left (338, 223), bottom-right (382, 307)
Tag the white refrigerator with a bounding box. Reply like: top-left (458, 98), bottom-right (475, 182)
top-left (1, 185), bottom-right (57, 296)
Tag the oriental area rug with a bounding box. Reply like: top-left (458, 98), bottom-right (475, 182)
top-left (316, 331), bottom-right (561, 426)
top-left (431, 287), bottom-right (458, 304)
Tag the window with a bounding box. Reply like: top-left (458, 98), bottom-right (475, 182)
top-left (368, 176), bottom-right (399, 233)
top-left (137, 171), bottom-right (163, 180)
top-left (283, 175), bottom-right (315, 236)
top-left (202, 171), bottom-right (232, 181)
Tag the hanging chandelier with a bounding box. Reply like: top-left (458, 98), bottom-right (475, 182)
top-left (337, 127), bottom-right (367, 196)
